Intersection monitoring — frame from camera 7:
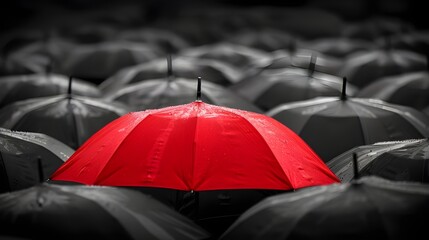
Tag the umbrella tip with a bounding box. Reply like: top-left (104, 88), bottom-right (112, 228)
top-left (37, 157), bottom-right (44, 183)
top-left (167, 54), bottom-right (174, 81)
top-left (67, 76), bottom-right (73, 99)
top-left (308, 54), bottom-right (317, 76)
top-left (340, 76), bottom-right (347, 100)
top-left (196, 77), bottom-right (202, 102)
top-left (352, 152), bottom-right (359, 180)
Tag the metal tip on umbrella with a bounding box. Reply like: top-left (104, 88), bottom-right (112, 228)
top-left (308, 54), bottom-right (317, 77)
top-left (67, 76), bottom-right (73, 101)
top-left (196, 77), bottom-right (202, 102)
top-left (37, 157), bottom-right (44, 183)
top-left (341, 77), bottom-right (347, 100)
top-left (167, 54), bottom-right (174, 82)
top-left (352, 152), bottom-right (359, 180)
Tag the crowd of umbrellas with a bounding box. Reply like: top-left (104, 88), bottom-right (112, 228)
top-left (1, 1), bottom-right (429, 239)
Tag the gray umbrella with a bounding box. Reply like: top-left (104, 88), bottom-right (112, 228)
top-left (0, 73), bottom-right (101, 109)
top-left (0, 183), bottom-right (211, 240)
top-left (220, 176), bottom-right (429, 240)
top-left (357, 71), bottom-right (429, 110)
top-left (104, 77), bottom-right (262, 113)
top-left (266, 79), bottom-right (429, 162)
top-left (0, 128), bottom-right (74, 193)
top-left (0, 93), bottom-right (130, 149)
top-left (230, 58), bottom-right (358, 111)
top-left (339, 47), bottom-right (427, 88)
top-left (99, 55), bottom-right (242, 95)
top-left (327, 138), bottom-right (429, 183)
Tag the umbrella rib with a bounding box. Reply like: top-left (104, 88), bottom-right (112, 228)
top-left (227, 109), bottom-right (294, 189)
top-left (0, 151), bottom-right (11, 192)
top-left (190, 104), bottom-right (200, 191)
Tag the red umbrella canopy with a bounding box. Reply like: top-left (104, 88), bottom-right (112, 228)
top-left (51, 101), bottom-right (339, 191)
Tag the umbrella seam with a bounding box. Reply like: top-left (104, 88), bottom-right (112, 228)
top-left (225, 109), bottom-right (295, 189)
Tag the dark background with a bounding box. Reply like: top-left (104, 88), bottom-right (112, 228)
top-left (1, 0), bottom-right (427, 32)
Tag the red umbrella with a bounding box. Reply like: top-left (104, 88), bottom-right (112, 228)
top-left (51, 78), bottom-right (338, 236)
top-left (51, 100), bottom-right (338, 190)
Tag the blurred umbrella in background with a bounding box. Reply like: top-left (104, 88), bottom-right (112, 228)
top-left (179, 42), bottom-right (272, 69)
top-left (0, 128), bottom-right (74, 193)
top-left (104, 77), bottom-right (262, 113)
top-left (357, 71), bottom-right (429, 110)
top-left (0, 81), bottom-right (130, 149)
top-left (220, 176), bottom-right (429, 240)
top-left (230, 56), bottom-right (357, 111)
top-left (267, 78), bottom-right (429, 162)
top-left (389, 30), bottom-right (429, 56)
top-left (0, 37), bottom-right (74, 76)
top-left (115, 27), bottom-right (191, 53)
top-left (341, 16), bottom-right (415, 41)
top-left (225, 29), bottom-right (299, 52)
top-left (50, 95), bottom-right (338, 237)
top-left (299, 37), bottom-right (375, 58)
top-left (0, 183), bottom-right (211, 240)
top-left (56, 41), bottom-right (164, 84)
top-left (99, 55), bottom-right (242, 95)
top-left (328, 138), bottom-right (429, 183)
top-left (0, 74), bottom-right (101, 109)
top-left (339, 40), bottom-right (427, 88)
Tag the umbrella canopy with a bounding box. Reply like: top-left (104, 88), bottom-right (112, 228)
top-left (0, 94), bottom-right (130, 149)
top-left (389, 30), bottom-right (429, 56)
top-left (115, 28), bottom-right (191, 53)
top-left (230, 65), bottom-right (358, 111)
top-left (99, 56), bottom-right (242, 95)
top-left (299, 37), bottom-right (375, 58)
top-left (225, 29), bottom-right (299, 52)
top-left (56, 41), bottom-right (164, 84)
top-left (266, 84), bottom-right (429, 162)
top-left (357, 71), bottom-right (429, 110)
top-left (341, 16), bottom-right (415, 41)
top-left (327, 139), bottom-right (429, 183)
top-left (0, 73), bottom-right (101, 109)
top-left (220, 176), bottom-right (429, 240)
top-left (0, 128), bottom-right (74, 193)
top-left (104, 77), bottom-right (263, 113)
top-left (50, 100), bottom-right (339, 237)
top-left (339, 47), bottom-right (427, 88)
top-left (50, 100), bottom-right (338, 190)
top-left (0, 183), bottom-right (211, 240)
top-left (179, 42), bottom-right (272, 69)
top-left (0, 38), bottom-right (74, 76)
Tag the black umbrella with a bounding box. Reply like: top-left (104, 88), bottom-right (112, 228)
top-left (327, 139), bottom-right (429, 183)
top-left (104, 74), bottom-right (263, 113)
top-left (0, 37), bottom-right (74, 76)
top-left (230, 57), bottom-right (358, 111)
top-left (56, 41), bottom-right (164, 84)
top-left (341, 16), bottom-right (415, 41)
top-left (0, 83), bottom-right (130, 149)
top-left (115, 27), bottom-right (191, 53)
top-left (225, 29), bottom-right (299, 52)
top-left (299, 37), bottom-right (375, 58)
top-left (0, 128), bottom-right (74, 193)
top-left (99, 56), bottom-right (242, 95)
top-left (0, 73), bottom-right (101, 109)
top-left (0, 183), bottom-right (211, 240)
top-left (220, 176), bottom-right (429, 240)
top-left (357, 71), bottom-right (429, 110)
top-left (266, 78), bottom-right (429, 162)
top-left (179, 42), bottom-right (272, 69)
top-left (339, 42), bottom-right (427, 88)
top-left (389, 30), bottom-right (429, 56)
